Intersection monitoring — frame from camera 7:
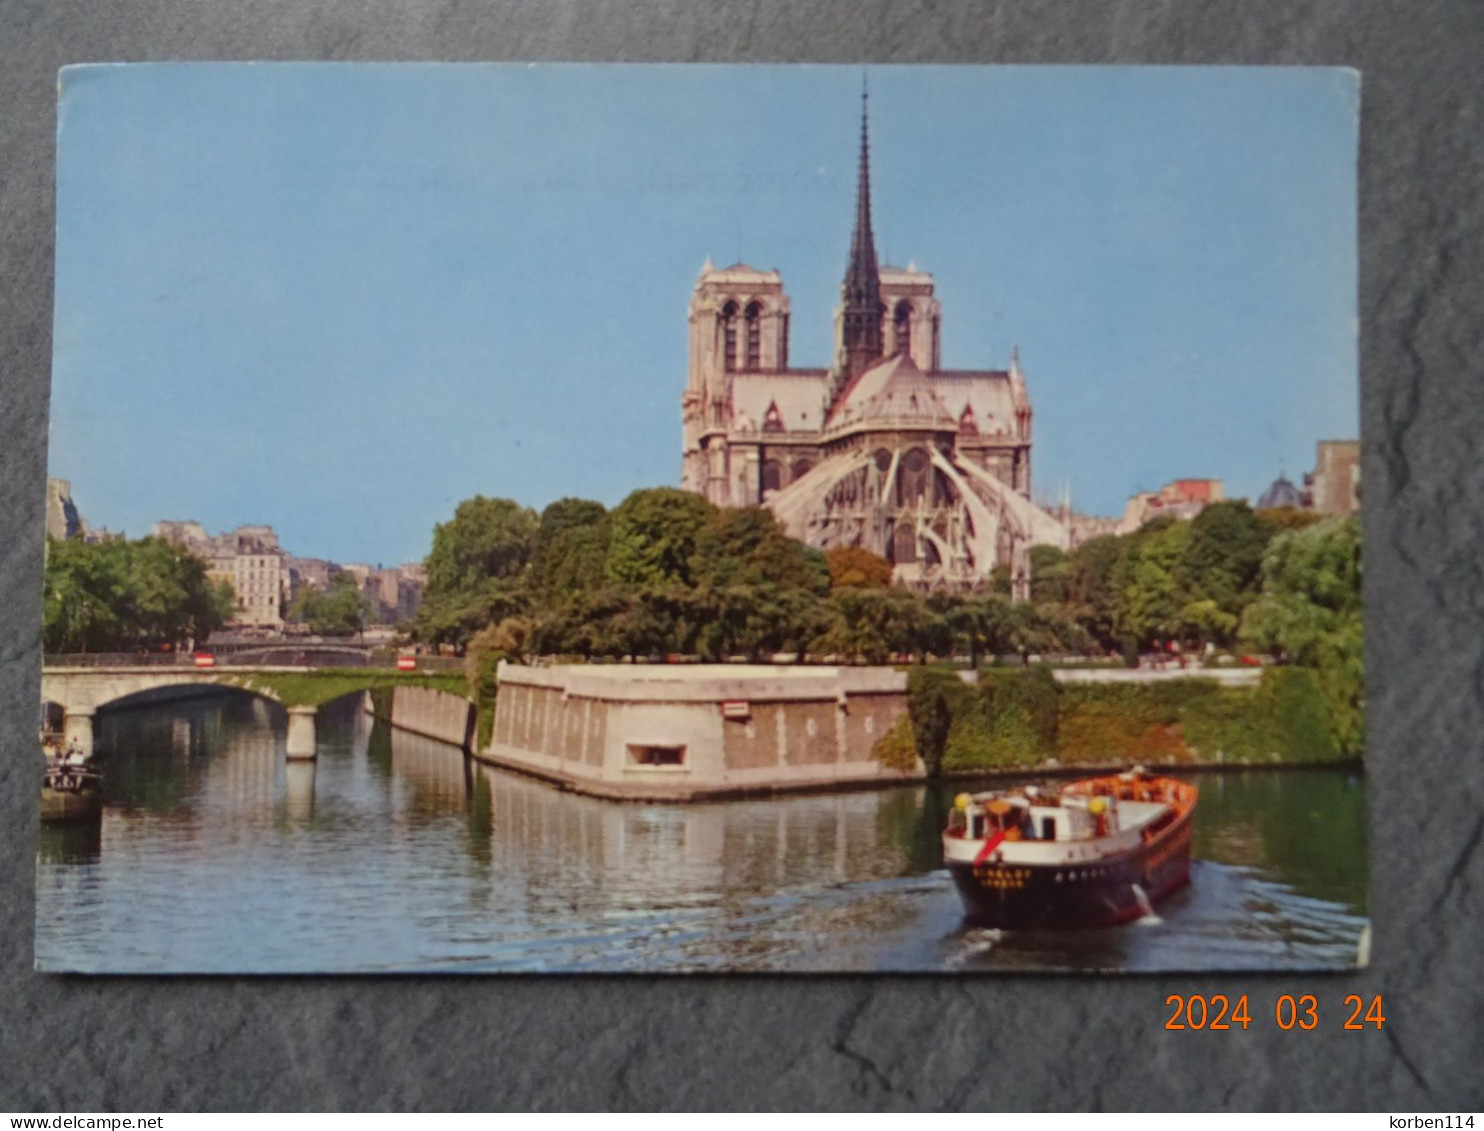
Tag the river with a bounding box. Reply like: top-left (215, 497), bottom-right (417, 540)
top-left (34, 693), bottom-right (1370, 973)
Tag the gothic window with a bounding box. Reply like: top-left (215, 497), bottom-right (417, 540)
top-left (721, 301), bottom-right (739, 372)
top-left (761, 460), bottom-right (783, 494)
top-left (898, 447), bottom-right (931, 505)
top-left (893, 301), bottom-right (912, 356)
top-left (744, 302), bottom-right (762, 370)
top-left (791, 458), bottom-right (814, 481)
top-left (893, 521), bottom-right (917, 564)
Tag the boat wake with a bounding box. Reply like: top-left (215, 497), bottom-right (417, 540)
top-left (1129, 883), bottom-right (1163, 926)
top-left (945, 927), bottom-right (1006, 968)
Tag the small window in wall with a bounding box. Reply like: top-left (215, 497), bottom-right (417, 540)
top-left (629, 744), bottom-right (686, 767)
top-left (1041, 816), bottom-right (1057, 841)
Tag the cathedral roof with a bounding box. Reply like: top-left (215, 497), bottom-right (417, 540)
top-left (730, 370), bottom-right (830, 435)
top-left (827, 352), bottom-right (956, 432)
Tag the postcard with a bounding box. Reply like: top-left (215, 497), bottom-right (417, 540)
top-left (38, 63), bottom-right (1364, 973)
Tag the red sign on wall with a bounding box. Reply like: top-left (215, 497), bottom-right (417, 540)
top-left (397, 655), bottom-right (417, 671)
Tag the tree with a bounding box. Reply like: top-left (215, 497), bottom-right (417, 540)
top-left (1240, 517), bottom-right (1361, 665)
top-left (291, 572), bottom-right (370, 637)
top-left (43, 536), bottom-right (231, 653)
top-left (1028, 544), bottom-right (1072, 604)
top-left (691, 506), bottom-right (828, 594)
top-left (1064, 534), bottom-right (1124, 650)
top-left (808, 587), bottom-right (923, 664)
top-left (44, 538), bottom-right (126, 653)
top-left (606, 488), bottom-right (717, 588)
top-left (1257, 506), bottom-right (1324, 534)
top-left (425, 496), bottom-right (538, 593)
top-left (1112, 517), bottom-right (1191, 646)
top-left (1240, 517), bottom-right (1363, 753)
top-left (1181, 500), bottom-right (1269, 628)
top-left (414, 579), bottom-right (529, 649)
top-left (417, 496), bottom-right (538, 647)
top-left (944, 593), bottom-right (1014, 667)
top-left (825, 545), bottom-right (893, 590)
top-left (531, 498), bottom-right (611, 602)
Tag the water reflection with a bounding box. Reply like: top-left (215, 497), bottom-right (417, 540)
top-left (33, 694), bottom-right (1369, 974)
top-left (37, 822), bottom-right (102, 867)
top-left (284, 761), bottom-right (316, 823)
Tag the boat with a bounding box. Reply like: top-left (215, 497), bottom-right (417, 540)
top-left (40, 741), bottom-right (104, 824)
top-left (941, 768), bottom-right (1197, 929)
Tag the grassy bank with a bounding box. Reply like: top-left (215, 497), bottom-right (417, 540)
top-left (891, 666), bottom-right (1353, 775)
top-left (220, 668), bottom-right (469, 709)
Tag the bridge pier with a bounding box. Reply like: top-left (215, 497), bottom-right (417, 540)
top-left (63, 709), bottom-right (95, 757)
top-left (285, 705), bottom-right (318, 760)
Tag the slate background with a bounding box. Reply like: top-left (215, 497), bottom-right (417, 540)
top-left (2, 0), bottom-right (1481, 1111)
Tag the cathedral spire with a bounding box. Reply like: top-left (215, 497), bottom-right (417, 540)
top-left (839, 76), bottom-right (883, 383)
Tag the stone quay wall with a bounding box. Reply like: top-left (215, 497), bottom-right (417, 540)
top-left (368, 684), bottom-right (476, 751)
top-left (484, 663), bottom-right (920, 801)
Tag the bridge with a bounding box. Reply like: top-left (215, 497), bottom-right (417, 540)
top-left (41, 658), bottom-right (467, 760)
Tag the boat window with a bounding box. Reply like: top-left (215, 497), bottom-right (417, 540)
top-left (1041, 816), bottom-right (1057, 841)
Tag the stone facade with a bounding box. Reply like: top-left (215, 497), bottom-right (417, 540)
top-left (152, 521), bottom-right (286, 629)
top-left (45, 479), bottom-right (85, 541)
top-left (1117, 479), bottom-right (1225, 534)
top-left (1304, 440), bottom-right (1360, 516)
top-left (486, 663), bottom-right (920, 801)
top-left (681, 92), bottom-right (1069, 597)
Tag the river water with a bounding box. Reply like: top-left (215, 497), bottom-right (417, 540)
top-left (35, 694), bottom-right (1369, 973)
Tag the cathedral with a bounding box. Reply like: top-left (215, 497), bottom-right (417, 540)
top-left (680, 90), bottom-right (1070, 595)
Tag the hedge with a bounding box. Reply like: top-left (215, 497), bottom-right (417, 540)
top-left (900, 666), bottom-right (1346, 774)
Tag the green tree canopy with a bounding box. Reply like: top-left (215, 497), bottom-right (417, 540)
top-left (1062, 534), bottom-right (1123, 649)
top-left (531, 498), bottom-right (612, 602)
top-left (1111, 517), bottom-right (1192, 646)
top-left (1257, 506), bottom-right (1325, 534)
top-left (425, 496), bottom-right (538, 594)
top-left (44, 536), bottom-right (233, 653)
top-left (691, 506), bottom-right (828, 594)
top-left (605, 488), bottom-right (717, 588)
top-left (1240, 517), bottom-right (1361, 666)
top-left (290, 571), bottom-right (370, 637)
top-left (1028, 544), bottom-right (1072, 604)
top-left (417, 496), bottom-right (538, 647)
top-left (1181, 500), bottom-right (1269, 622)
top-left (1240, 517), bottom-right (1363, 753)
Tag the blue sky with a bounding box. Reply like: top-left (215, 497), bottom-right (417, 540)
top-left (51, 64), bottom-right (1358, 567)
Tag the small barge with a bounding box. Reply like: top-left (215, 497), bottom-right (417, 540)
top-left (41, 741), bottom-right (103, 824)
top-left (942, 769), bottom-right (1196, 929)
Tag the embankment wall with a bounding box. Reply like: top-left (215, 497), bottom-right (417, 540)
top-left (367, 684), bottom-right (475, 750)
top-left (483, 663), bottom-right (920, 801)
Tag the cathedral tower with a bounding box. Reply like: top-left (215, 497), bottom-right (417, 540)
top-left (681, 261), bottom-right (791, 503)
